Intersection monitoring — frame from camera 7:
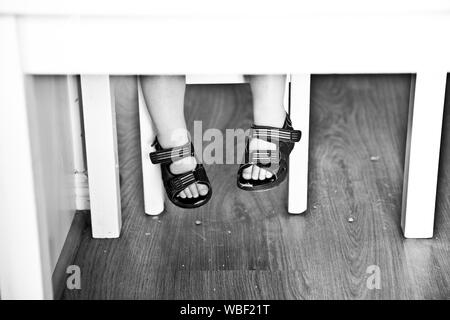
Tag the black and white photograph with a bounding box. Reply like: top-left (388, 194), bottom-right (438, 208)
top-left (1, 0), bottom-right (450, 308)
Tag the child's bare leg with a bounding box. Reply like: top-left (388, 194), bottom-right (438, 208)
top-left (243, 75), bottom-right (287, 181)
top-left (141, 75), bottom-right (208, 198)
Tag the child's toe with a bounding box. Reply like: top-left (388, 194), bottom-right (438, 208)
top-left (266, 171), bottom-right (273, 178)
top-left (251, 165), bottom-right (260, 180)
top-left (242, 167), bottom-right (252, 180)
top-left (259, 168), bottom-right (267, 180)
top-left (198, 184), bottom-right (209, 196)
top-left (189, 184), bottom-right (199, 198)
top-left (178, 191), bottom-right (187, 198)
top-left (184, 187), bottom-right (193, 198)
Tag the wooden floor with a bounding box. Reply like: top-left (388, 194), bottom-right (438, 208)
top-left (63, 75), bottom-right (450, 300)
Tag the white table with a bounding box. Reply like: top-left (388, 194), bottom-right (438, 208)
top-left (1, 0), bottom-right (449, 299)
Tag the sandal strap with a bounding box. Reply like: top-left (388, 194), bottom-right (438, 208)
top-left (150, 142), bottom-right (194, 164)
top-left (249, 150), bottom-right (280, 166)
top-left (251, 126), bottom-right (301, 143)
top-left (167, 165), bottom-right (209, 196)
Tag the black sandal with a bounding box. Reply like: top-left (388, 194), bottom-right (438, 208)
top-left (150, 140), bottom-right (212, 209)
top-left (237, 113), bottom-right (301, 191)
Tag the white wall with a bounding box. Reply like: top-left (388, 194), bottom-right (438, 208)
top-left (25, 76), bottom-right (78, 272)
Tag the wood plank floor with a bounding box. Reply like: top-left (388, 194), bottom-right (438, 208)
top-left (63, 75), bottom-right (450, 299)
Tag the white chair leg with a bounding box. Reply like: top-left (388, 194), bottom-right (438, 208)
top-left (137, 77), bottom-right (165, 215)
top-left (286, 74), bottom-right (310, 214)
top-left (401, 73), bottom-right (447, 238)
top-left (80, 75), bottom-right (122, 238)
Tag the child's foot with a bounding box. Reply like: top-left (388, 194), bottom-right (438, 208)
top-left (169, 156), bottom-right (209, 199)
top-left (241, 138), bottom-right (276, 181)
top-left (241, 106), bottom-right (286, 182)
top-left (237, 110), bottom-right (301, 192)
top-left (151, 134), bottom-right (212, 209)
top-left (157, 135), bottom-right (209, 199)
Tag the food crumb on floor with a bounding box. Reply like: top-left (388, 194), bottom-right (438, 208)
top-left (370, 155), bottom-right (380, 161)
top-left (195, 220), bottom-right (202, 225)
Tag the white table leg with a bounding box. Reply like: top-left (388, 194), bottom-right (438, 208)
top-left (402, 73), bottom-right (447, 238)
top-left (80, 75), bottom-right (121, 238)
top-left (286, 74), bottom-right (310, 214)
top-left (0, 16), bottom-right (53, 299)
top-left (137, 77), bottom-right (165, 215)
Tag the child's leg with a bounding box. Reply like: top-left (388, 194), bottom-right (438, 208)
top-left (141, 75), bottom-right (208, 198)
top-left (242, 75), bottom-right (287, 181)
